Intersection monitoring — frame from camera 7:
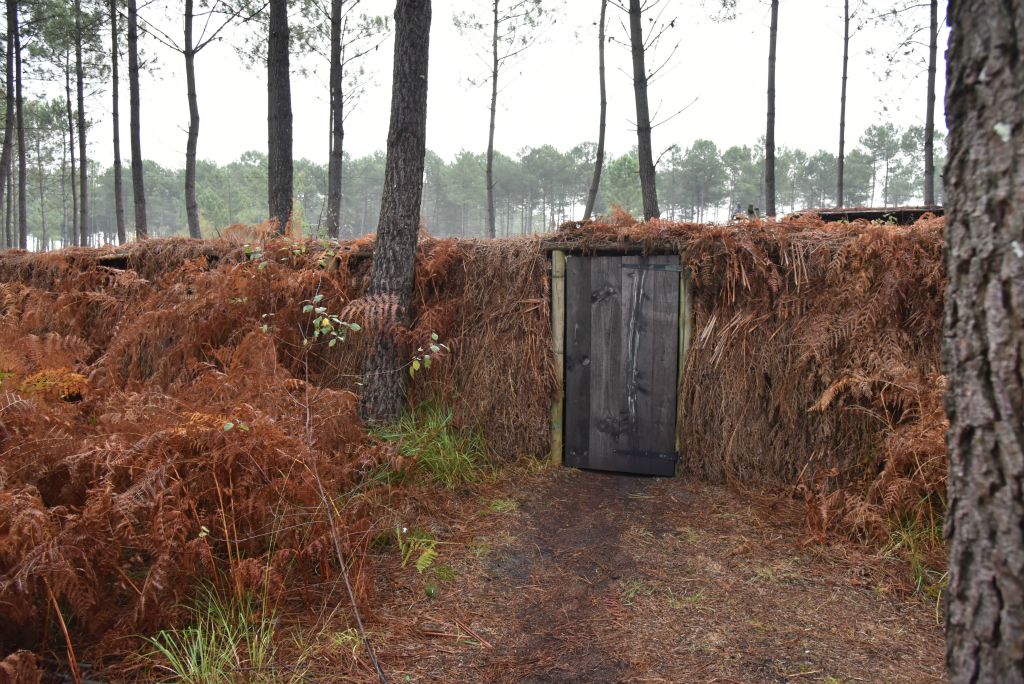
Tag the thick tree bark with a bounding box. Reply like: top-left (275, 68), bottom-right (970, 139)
top-left (110, 0), bottom-right (126, 244)
top-left (184, 0), bottom-right (201, 238)
top-left (127, 0), bottom-right (146, 239)
top-left (0, 0), bottom-right (16, 244)
top-left (325, 0), bottom-right (344, 239)
top-left (484, 0), bottom-right (498, 238)
top-left (628, 0), bottom-right (659, 220)
top-left (764, 0), bottom-right (778, 217)
top-left (267, 0), bottom-right (293, 234)
top-left (582, 0), bottom-right (607, 222)
top-left (944, 1), bottom-right (1024, 681)
top-left (923, 0), bottom-right (938, 205)
top-left (74, 0), bottom-right (88, 246)
top-left (65, 54), bottom-right (78, 247)
top-left (14, 25), bottom-right (25, 249)
top-left (4, 163), bottom-right (10, 247)
top-left (359, 0), bottom-right (431, 423)
top-left (836, 0), bottom-right (849, 208)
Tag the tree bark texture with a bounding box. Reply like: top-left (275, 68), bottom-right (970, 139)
top-left (359, 0), bottom-right (431, 423)
top-left (75, 0), bottom-right (88, 246)
top-left (65, 54), bottom-right (78, 246)
top-left (127, 0), bottom-right (146, 239)
top-left (184, 0), bottom-right (201, 238)
top-left (325, 0), bottom-right (344, 239)
top-left (110, 0), bottom-right (126, 244)
top-left (628, 0), bottom-right (659, 220)
top-left (582, 0), bottom-right (607, 222)
top-left (484, 0), bottom-right (498, 238)
top-left (0, 0), bottom-right (16, 245)
top-left (14, 23), bottom-right (26, 249)
top-left (36, 137), bottom-right (46, 249)
top-left (836, 0), bottom-right (849, 208)
top-left (944, 1), bottom-right (1024, 681)
top-left (764, 0), bottom-right (778, 217)
top-left (267, 0), bottom-right (293, 234)
top-left (924, 0), bottom-right (938, 206)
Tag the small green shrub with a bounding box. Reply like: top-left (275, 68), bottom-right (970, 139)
top-left (372, 403), bottom-right (488, 487)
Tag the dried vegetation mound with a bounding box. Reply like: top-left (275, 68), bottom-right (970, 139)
top-left (0, 232), bottom-right (553, 674)
top-left (556, 211), bottom-right (946, 543)
top-left (0, 213), bottom-right (945, 672)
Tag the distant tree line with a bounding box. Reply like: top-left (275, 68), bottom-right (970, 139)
top-left (0, 110), bottom-right (945, 249)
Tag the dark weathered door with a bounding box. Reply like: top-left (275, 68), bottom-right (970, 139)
top-left (564, 254), bottom-right (680, 476)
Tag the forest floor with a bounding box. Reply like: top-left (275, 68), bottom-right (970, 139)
top-left (355, 466), bottom-right (945, 684)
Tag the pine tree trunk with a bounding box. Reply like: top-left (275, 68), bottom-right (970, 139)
top-left (836, 0), bottom-right (849, 208)
top-left (359, 0), bottom-right (431, 424)
top-left (15, 25), bottom-right (26, 250)
top-left (36, 138), bottom-right (46, 250)
top-left (325, 0), bottom-right (344, 239)
top-left (110, 0), bottom-right (126, 244)
top-left (5, 165), bottom-right (11, 247)
top-left (0, 0), bottom-right (16, 240)
top-left (484, 0), bottom-right (498, 238)
top-left (75, 0), bottom-right (88, 246)
top-left (60, 136), bottom-right (67, 247)
top-left (65, 55), bottom-right (78, 247)
top-left (764, 0), bottom-right (778, 217)
top-left (127, 0), bottom-right (146, 239)
top-left (923, 0), bottom-right (938, 206)
top-left (944, 1), bottom-right (1024, 681)
top-left (582, 0), bottom-right (607, 222)
top-left (184, 0), bottom-right (201, 238)
top-left (628, 0), bottom-right (659, 221)
top-left (267, 0), bottom-right (293, 234)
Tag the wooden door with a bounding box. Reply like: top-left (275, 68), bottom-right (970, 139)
top-left (563, 254), bottom-right (680, 476)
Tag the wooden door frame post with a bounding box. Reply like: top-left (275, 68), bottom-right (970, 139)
top-left (550, 249), bottom-right (566, 465)
top-left (676, 255), bottom-right (692, 455)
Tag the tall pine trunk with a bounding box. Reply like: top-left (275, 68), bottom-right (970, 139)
top-left (923, 0), bottom-right (938, 205)
top-left (184, 0), bottom-right (201, 238)
top-left (484, 0), bottom-right (498, 238)
top-left (359, 0), bottom-right (431, 423)
top-left (267, 0), bottom-right (293, 233)
top-left (944, 1), bottom-right (1024, 681)
top-left (764, 0), bottom-right (778, 217)
top-left (325, 0), bottom-right (344, 239)
top-left (0, 0), bottom-right (16, 240)
top-left (628, 0), bottom-right (659, 220)
top-left (110, 0), bottom-right (126, 243)
top-left (14, 24), bottom-right (26, 249)
top-left (60, 132), bottom-right (67, 246)
top-left (65, 54), bottom-right (78, 246)
top-left (835, 0), bottom-right (849, 208)
top-left (127, 0), bottom-right (146, 238)
top-left (74, 0), bottom-right (88, 246)
top-left (35, 138), bottom-right (46, 250)
top-left (582, 0), bottom-right (607, 222)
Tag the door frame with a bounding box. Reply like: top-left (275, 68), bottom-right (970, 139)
top-left (548, 249), bottom-right (693, 470)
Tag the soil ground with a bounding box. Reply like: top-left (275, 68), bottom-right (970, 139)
top-left (358, 467), bottom-right (944, 684)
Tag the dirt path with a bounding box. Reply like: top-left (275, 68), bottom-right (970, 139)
top-left (372, 468), bottom-right (944, 683)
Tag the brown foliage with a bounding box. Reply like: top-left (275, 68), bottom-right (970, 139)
top-left (0, 231), bottom-right (556, 673)
top-left (555, 213), bottom-right (947, 543)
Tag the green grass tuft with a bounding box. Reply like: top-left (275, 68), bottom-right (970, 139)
top-left (372, 403), bottom-right (488, 487)
top-left (144, 586), bottom-right (288, 683)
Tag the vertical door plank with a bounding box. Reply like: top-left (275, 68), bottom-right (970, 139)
top-left (588, 256), bottom-right (623, 471)
top-left (621, 255), bottom-right (656, 470)
top-left (564, 256), bottom-right (592, 467)
top-left (649, 255), bottom-right (680, 463)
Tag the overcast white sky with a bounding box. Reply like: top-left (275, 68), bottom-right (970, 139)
top-left (85, 0), bottom-right (948, 168)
